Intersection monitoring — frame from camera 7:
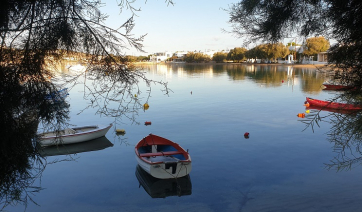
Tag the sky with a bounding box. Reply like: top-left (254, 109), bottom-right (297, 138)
top-left (101, 0), bottom-right (243, 56)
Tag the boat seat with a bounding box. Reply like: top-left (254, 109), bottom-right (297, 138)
top-left (64, 128), bottom-right (76, 134)
top-left (139, 151), bottom-right (182, 157)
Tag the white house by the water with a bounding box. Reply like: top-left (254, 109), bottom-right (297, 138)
top-left (150, 52), bottom-right (173, 62)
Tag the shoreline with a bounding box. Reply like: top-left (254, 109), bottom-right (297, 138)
top-left (134, 61), bottom-right (329, 68)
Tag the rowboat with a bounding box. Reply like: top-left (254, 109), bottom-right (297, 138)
top-left (38, 123), bottom-right (112, 146)
top-left (322, 82), bottom-right (354, 90)
top-left (39, 136), bottom-right (113, 156)
top-left (135, 134), bottom-right (192, 179)
top-left (135, 165), bottom-right (192, 198)
top-left (306, 97), bottom-right (362, 110)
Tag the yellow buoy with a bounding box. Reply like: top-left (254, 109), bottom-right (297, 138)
top-left (116, 129), bottom-right (125, 134)
top-left (134, 94), bottom-right (137, 97)
top-left (306, 110), bottom-right (310, 113)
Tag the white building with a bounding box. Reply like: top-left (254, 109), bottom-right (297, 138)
top-left (150, 52), bottom-right (173, 62)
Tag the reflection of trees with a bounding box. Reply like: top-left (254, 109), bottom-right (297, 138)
top-left (145, 64), bottom-right (328, 90)
top-left (299, 68), bottom-right (327, 94)
top-left (225, 65), bottom-right (326, 89)
top-left (325, 112), bottom-right (362, 171)
top-left (246, 65), bottom-right (287, 87)
top-left (0, 74), bottom-right (70, 209)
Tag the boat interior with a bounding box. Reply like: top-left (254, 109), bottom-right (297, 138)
top-left (138, 144), bottom-right (186, 160)
top-left (40, 126), bottom-right (98, 137)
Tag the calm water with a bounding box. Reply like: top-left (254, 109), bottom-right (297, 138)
top-left (6, 64), bottom-right (362, 212)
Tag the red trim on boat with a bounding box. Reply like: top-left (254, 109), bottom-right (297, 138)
top-left (135, 134), bottom-right (190, 164)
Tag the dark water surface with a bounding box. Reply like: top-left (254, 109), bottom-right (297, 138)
top-left (5, 64), bottom-right (362, 212)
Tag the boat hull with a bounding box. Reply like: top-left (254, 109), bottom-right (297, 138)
top-left (306, 97), bottom-right (362, 110)
top-left (135, 155), bottom-right (192, 179)
top-left (39, 124), bottom-right (112, 146)
top-left (135, 134), bottom-right (192, 179)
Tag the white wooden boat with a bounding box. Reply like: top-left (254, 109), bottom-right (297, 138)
top-left (135, 134), bottom-right (192, 179)
top-left (38, 123), bottom-right (112, 146)
top-left (135, 165), bottom-right (192, 198)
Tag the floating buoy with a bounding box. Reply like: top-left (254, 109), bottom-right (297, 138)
top-left (116, 129), bottom-right (126, 134)
top-left (145, 121), bottom-right (152, 126)
top-left (304, 102), bottom-right (310, 107)
top-left (244, 132), bottom-right (250, 139)
top-left (282, 80), bottom-right (284, 83)
top-left (305, 110), bottom-right (310, 113)
top-left (134, 94), bottom-right (137, 97)
top-left (297, 113), bottom-right (305, 118)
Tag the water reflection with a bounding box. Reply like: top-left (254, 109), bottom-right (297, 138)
top-left (39, 136), bottom-right (113, 157)
top-left (135, 165), bottom-right (192, 198)
top-left (141, 64), bottom-right (328, 94)
top-left (326, 112), bottom-right (362, 171)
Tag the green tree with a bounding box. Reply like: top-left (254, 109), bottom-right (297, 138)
top-left (184, 52), bottom-right (210, 63)
top-left (268, 43), bottom-right (290, 61)
top-left (137, 55), bottom-right (150, 61)
top-left (245, 45), bottom-right (267, 61)
top-left (227, 47), bottom-right (247, 62)
top-left (212, 52), bottom-right (227, 63)
top-left (303, 36), bottom-right (330, 56)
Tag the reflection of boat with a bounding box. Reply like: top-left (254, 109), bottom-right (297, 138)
top-left (306, 97), bottom-right (362, 110)
top-left (306, 105), bottom-right (357, 115)
top-left (135, 165), bottom-right (192, 198)
top-left (135, 134), bottom-right (192, 179)
top-left (322, 82), bottom-right (354, 90)
top-left (38, 123), bottom-right (112, 146)
top-left (40, 136), bottom-right (113, 156)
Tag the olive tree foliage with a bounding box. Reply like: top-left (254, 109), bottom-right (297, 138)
top-left (266, 43), bottom-right (289, 61)
top-left (303, 36), bottom-right (330, 56)
top-left (226, 47), bottom-right (247, 62)
top-left (184, 52), bottom-right (211, 63)
top-left (228, 0), bottom-right (362, 96)
top-left (212, 52), bottom-right (227, 63)
top-left (244, 43), bottom-right (289, 62)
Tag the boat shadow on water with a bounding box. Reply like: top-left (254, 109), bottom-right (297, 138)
top-left (135, 165), bottom-right (192, 198)
top-left (39, 136), bottom-right (114, 157)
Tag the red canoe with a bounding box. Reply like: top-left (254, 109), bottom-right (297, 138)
top-left (322, 82), bottom-right (355, 90)
top-left (306, 97), bottom-right (362, 110)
